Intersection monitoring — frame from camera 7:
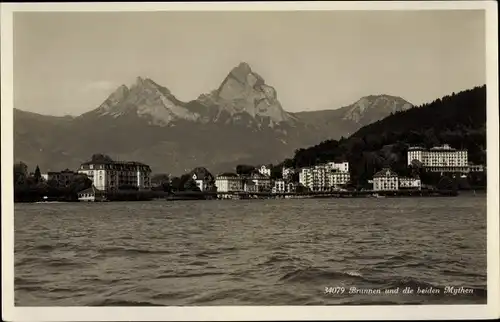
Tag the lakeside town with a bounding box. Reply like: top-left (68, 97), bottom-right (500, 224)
top-left (13, 143), bottom-right (486, 203)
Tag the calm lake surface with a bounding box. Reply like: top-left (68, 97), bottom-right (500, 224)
top-left (14, 195), bottom-right (487, 306)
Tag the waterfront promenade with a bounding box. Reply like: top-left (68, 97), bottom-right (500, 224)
top-left (168, 189), bottom-right (459, 200)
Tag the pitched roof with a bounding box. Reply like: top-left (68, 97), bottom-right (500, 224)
top-left (373, 168), bottom-right (398, 178)
top-left (190, 167), bottom-right (214, 180)
top-left (250, 172), bottom-right (270, 179)
top-left (77, 185), bottom-right (105, 195)
top-left (217, 172), bottom-right (239, 178)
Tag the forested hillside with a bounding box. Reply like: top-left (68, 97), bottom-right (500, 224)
top-left (279, 85), bottom-right (487, 187)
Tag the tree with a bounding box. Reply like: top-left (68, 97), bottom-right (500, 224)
top-left (295, 183), bottom-right (310, 193)
top-left (170, 176), bottom-right (182, 191)
top-left (69, 174), bottom-right (92, 194)
top-left (151, 173), bottom-right (170, 186)
top-left (270, 164), bottom-right (283, 180)
top-left (282, 158), bottom-right (295, 168)
top-left (178, 174), bottom-right (193, 191)
top-left (14, 162), bottom-right (28, 185)
top-left (236, 165), bottom-right (256, 176)
top-left (184, 178), bottom-right (200, 191)
top-left (90, 154), bottom-right (114, 163)
top-left (34, 165), bottom-right (42, 183)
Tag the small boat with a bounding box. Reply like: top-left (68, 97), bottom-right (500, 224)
top-left (371, 193), bottom-right (385, 198)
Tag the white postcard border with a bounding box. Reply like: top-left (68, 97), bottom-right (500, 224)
top-left (1, 1), bottom-right (498, 321)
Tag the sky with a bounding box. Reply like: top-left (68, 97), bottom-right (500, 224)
top-left (13, 9), bottom-right (486, 116)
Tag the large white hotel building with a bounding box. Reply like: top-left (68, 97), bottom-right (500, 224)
top-left (407, 144), bottom-right (469, 173)
top-left (78, 157), bottom-right (152, 191)
top-left (299, 161), bottom-right (350, 191)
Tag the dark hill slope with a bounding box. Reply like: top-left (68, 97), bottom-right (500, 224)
top-left (283, 85), bottom-right (487, 185)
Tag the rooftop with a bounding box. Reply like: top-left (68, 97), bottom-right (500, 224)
top-left (217, 172), bottom-right (239, 178)
top-left (429, 144), bottom-right (456, 151)
top-left (77, 185), bottom-right (105, 195)
top-left (373, 168), bottom-right (398, 178)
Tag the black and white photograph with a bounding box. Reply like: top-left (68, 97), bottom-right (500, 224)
top-left (1, 1), bottom-right (499, 321)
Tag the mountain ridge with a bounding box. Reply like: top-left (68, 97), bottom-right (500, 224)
top-left (14, 62), bottom-right (416, 175)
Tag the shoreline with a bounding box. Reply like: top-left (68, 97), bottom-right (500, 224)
top-left (13, 189), bottom-right (487, 203)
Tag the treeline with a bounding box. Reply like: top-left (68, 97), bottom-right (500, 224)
top-left (151, 167), bottom-right (217, 193)
top-left (14, 162), bottom-right (93, 202)
top-left (276, 85), bottom-right (487, 188)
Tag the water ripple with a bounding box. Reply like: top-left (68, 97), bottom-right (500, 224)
top-left (14, 196), bottom-right (487, 306)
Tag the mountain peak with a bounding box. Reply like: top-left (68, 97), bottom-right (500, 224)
top-left (230, 62), bottom-right (253, 80)
top-left (194, 62), bottom-right (294, 126)
top-left (359, 94), bottom-right (405, 102)
top-left (134, 76), bottom-right (158, 88)
top-left (343, 94), bottom-right (413, 124)
top-left (95, 84), bottom-right (129, 113)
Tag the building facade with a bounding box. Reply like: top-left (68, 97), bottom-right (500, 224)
top-left (258, 165), bottom-right (272, 177)
top-left (244, 181), bottom-right (258, 193)
top-left (328, 170), bottom-right (351, 188)
top-left (408, 144), bottom-right (468, 173)
top-left (272, 179), bottom-right (286, 193)
top-left (190, 167), bottom-right (215, 192)
top-left (468, 163), bottom-right (485, 172)
top-left (77, 185), bottom-right (107, 202)
top-left (282, 167), bottom-right (294, 180)
top-left (326, 161), bottom-right (349, 173)
top-left (249, 172), bottom-right (272, 192)
top-left (78, 157), bottom-right (151, 191)
top-left (215, 173), bottom-right (244, 192)
top-left (399, 176), bottom-right (422, 190)
top-left (373, 168), bottom-right (399, 191)
top-left (299, 167), bottom-right (313, 190)
top-left (299, 161), bottom-right (350, 191)
top-left (44, 169), bottom-right (77, 187)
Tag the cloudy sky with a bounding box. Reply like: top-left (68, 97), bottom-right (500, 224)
top-left (14, 9), bottom-right (485, 116)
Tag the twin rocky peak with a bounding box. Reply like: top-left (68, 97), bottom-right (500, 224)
top-left (91, 62), bottom-right (295, 128)
top-left (89, 62), bottom-right (413, 129)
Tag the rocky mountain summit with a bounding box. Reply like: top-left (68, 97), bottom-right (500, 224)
top-left (84, 62), bottom-right (296, 130)
top-left (14, 62), bottom-right (414, 175)
top-left (84, 77), bottom-right (200, 126)
top-left (341, 94), bottom-right (413, 124)
top-left (195, 62), bottom-right (296, 127)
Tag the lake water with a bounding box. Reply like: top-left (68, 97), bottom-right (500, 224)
top-left (14, 195), bottom-right (487, 306)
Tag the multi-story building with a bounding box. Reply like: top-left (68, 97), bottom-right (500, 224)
top-left (286, 182), bottom-right (298, 193)
top-left (299, 167), bottom-right (313, 190)
top-left (408, 144), bottom-right (468, 173)
top-left (215, 173), bottom-right (244, 192)
top-left (282, 167), bottom-right (294, 180)
top-left (311, 165), bottom-right (329, 191)
top-left (244, 181), bottom-right (258, 193)
top-left (78, 156), bottom-right (151, 191)
top-left (328, 170), bottom-right (351, 188)
top-left (399, 176), bottom-right (422, 190)
top-left (257, 165), bottom-right (272, 177)
top-left (272, 179), bottom-right (286, 193)
top-left (249, 172), bottom-right (272, 192)
top-left (44, 169), bottom-right (77, 187)
top-left (373, 168), bottom-right (399, 191)
top-left (468, 163), bottom-right (485, 172)
top-left (190, 167), bottom-right (215, 192)
top-left (326, 161), bottom-right (349, 173)
top-left (299, 161), bottom-right (350, 191)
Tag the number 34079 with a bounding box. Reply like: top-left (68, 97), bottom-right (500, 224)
top-left (324, 287), bottom-right (346, 294)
